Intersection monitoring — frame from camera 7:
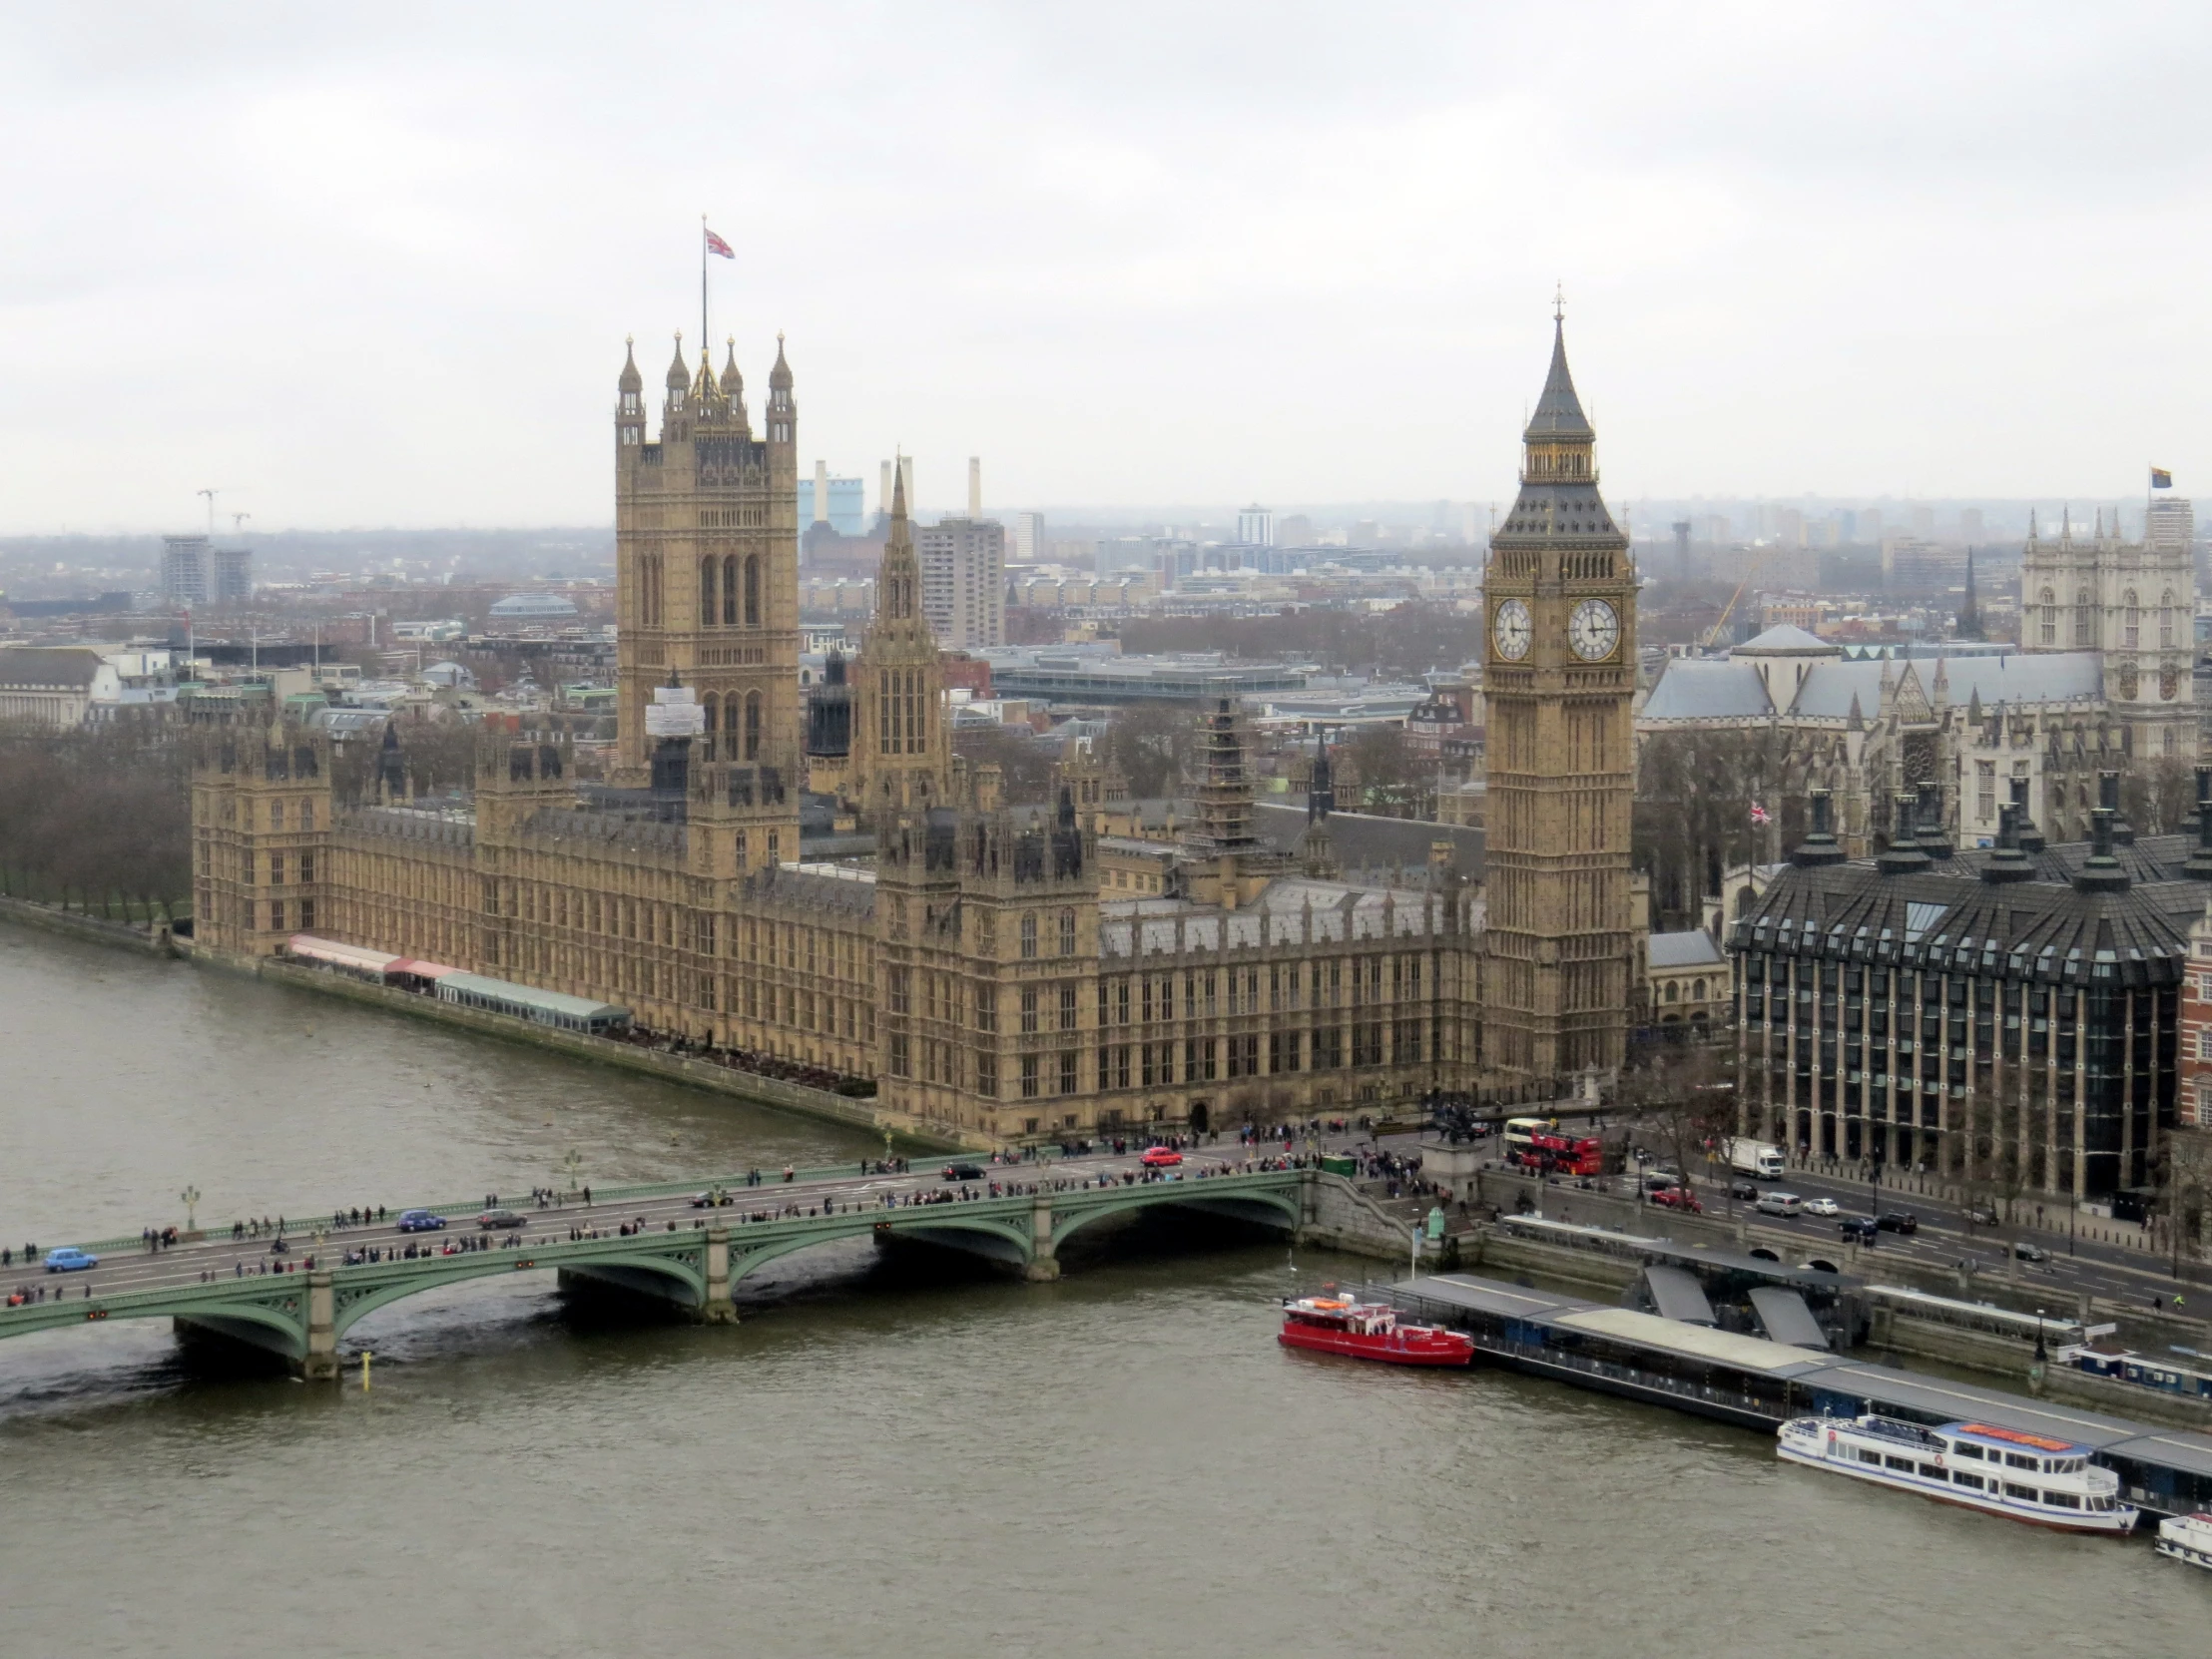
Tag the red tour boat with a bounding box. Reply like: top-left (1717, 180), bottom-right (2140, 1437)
top-left (1278, 1294), bottom-right (1475, 1367)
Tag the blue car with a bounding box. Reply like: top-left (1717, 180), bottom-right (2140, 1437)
top-left (395, 1209), bottom-right (447, 1233)
top-left (44, 1247), bottom-right (98, 1273)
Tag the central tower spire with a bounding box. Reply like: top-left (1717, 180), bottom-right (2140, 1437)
top-left (852, 458), bottom-right (951, 817)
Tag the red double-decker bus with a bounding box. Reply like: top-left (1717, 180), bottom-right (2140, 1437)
top-left (1503, 1118), bottom-right (1604, 1177)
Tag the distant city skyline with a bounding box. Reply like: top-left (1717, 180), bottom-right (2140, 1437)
top-left (5, 6), bottom-right (2211, 531)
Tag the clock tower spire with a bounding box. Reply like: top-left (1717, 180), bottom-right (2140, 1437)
top-left (1481, 309), bottom-right (1636, 1087)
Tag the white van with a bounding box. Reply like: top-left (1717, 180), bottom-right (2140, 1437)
top-left (1755, 1191), bottom-right (1804, 1219)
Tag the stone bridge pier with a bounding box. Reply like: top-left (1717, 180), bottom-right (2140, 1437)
top-left (303, 1271), bottom-right (338, 1382)
top-left (1026, 1195), bottom-right (1058, 1282)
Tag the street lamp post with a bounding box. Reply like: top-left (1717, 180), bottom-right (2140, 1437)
top-left (180, 1185), bottom-right (202, 1235)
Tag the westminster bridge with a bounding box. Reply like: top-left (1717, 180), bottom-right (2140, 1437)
top-left (0, 1152), bottom-right (1325, 1380)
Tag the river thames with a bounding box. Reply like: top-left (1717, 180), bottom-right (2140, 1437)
top-left (1, 928), bottom-right (2201, 1656)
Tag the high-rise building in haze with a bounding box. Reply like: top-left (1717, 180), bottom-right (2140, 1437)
top-left (161, 535), bottom-right (210, 607)
top-left (1237, 505), bottom-right (1275, 547)
top-left (1011, 511), bottom-right (1046, 565)
top-left (916, 516), bottom-right (1005, 648)
top-left (2146, 495), bottom-right (2195, 557)
top-left (211, 545), bottom-right (253, 605)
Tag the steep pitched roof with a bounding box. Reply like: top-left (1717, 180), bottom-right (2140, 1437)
top-left (1523, 319), bottom-right (1594, 441)
top-left (1639, 659), bottom-right (1774, 722)
top-left (1734, 624), bottom-right (1835, 656)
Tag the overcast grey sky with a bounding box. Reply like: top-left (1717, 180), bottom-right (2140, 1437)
top-left (5, 3), bottom-right (2208, 532)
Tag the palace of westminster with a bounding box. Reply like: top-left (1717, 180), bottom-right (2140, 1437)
top-left (188, 320), bottom-right (1643, 1142)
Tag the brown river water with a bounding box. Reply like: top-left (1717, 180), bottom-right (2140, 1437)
top-left (0, 927), bottom-right (2201, 1657)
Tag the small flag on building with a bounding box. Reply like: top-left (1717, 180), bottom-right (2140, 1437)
top-left (1750, 803), bottom-right (1772, 826)
top-left (2152, 466), bottom-right (2174, 489)
top-left (704, 227), bottom-right (735, 260)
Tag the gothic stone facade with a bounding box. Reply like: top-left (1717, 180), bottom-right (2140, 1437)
top-left (188, 332), bottom-right (1545, 1142)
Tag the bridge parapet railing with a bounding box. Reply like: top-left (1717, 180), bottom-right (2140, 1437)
top-left (55, 1153), bottom-right (1306, 1257)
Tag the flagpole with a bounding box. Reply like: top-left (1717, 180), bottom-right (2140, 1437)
top-left (701, 214), bottom-right (709, 362)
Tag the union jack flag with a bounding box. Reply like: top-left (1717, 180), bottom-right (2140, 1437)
top-left (704, 227), bottom-right (735, 259)
top-left (1749, 803), bottom-right (1772, 826)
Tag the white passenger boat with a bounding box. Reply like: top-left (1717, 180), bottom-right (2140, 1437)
top-left (2156, 1510), bottom-right (2212, 1570)
top-left (1776, 1413), bottom-right (2137, 1533)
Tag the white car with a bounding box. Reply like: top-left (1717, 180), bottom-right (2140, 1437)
top-left (1801, 1197), bottom-right (1840, 1218)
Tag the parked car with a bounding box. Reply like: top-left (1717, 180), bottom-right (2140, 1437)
top-left (1755, 1191), bottom-right (1804, 1219)
top-left (1648, 1187), bottom-right (1703, 1214)
top-left (941, 1163), bottom-right (985, 1183)
top-left (2012, 1240), bottom-right (2050, 1263)
top-left (476, 1209), bottom-right (527, 1231)
top-left (1839, 1216), bottom-right (1880, 1244)
top-left (1875, 1211), bottom-right (1919, 1236)
top-left (1801, 1197), bottom-right (1840, 1218)
top-left (396, 1209), bottom-right (447, 1233)
top-left (1140, 1147), bottom-right (1184, 1168)
top-left (43, 1247), bottom-right (98, 1273)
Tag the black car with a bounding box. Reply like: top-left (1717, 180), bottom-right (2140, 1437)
top-left (1729, 1180), bottom-right (1760, 1202)
top-left (477, 1209), bottom-right (527, 1231)
top-left (1839, 1216), bottom-right (1880, 1243)
top-left (1875, 1211), bottom-right (1919, 1236)
top-left (942, 1163), bottom-right (985, 1183)
top-left (2012, 1240), bottom-right (2050, 1263)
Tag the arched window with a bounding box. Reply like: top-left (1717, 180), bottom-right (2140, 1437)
top-left (744, 556), bottom-right (761, 627)
top-left (702, 693), bottom-right (720, 762)
top-left (701, 558), bottom-right (717, 627)
top-left (723, 554), bottom-right (738, 626)
top-left (2124, 590), bottom-right (2140, 650)
top-left (2039, 588), bottom-right (2056, 647)
top-left (1058, 908), bottom-right (1076, 955)
top-left (1664, 981), bottom-right (1679, 1003)
top-left (1020, 912), bottom-right (1038, 959)
top-left (2074, 588), bottom-right (2091, 646)
top-left (2160, 590), bottom-right (2176, 650)
top-left (1692, 977), bottom-right (1706, 1000)
top-left (744, 691), bottom-right (762, 760)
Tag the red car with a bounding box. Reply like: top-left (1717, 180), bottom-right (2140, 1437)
top-left (1140, 1146), bottom-right (1183, 1168)
top-left (1648, 1187), bottom-right (1703, 1214)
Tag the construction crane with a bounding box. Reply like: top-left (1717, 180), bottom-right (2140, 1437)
top-left (1701, 550), bottom-right (1768, 651)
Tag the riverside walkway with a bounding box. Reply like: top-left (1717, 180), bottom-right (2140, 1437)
top-left (0, 1151), bottom-right (1316, 1379)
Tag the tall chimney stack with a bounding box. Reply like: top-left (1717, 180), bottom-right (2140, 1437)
top-left (813, 459), bottom-right (830, 526)
top-left (968, 456), bottom-right (982, 518)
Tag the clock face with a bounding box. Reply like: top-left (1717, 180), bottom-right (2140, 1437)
top-left (1492, 598), bottom-right (1532, 662)
top-left (1569, 598), bottom-right (1620, 662)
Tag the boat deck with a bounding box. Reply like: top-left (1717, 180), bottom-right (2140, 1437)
top-left (1387, 1271), bottom-right (2212, 1520)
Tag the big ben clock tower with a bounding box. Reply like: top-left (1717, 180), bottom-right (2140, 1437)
top-left (1482, 307), bottom-right (1637, 1085)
